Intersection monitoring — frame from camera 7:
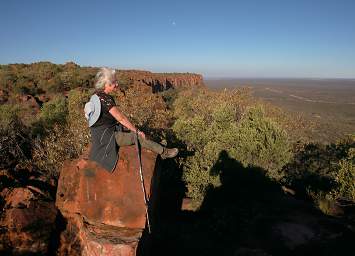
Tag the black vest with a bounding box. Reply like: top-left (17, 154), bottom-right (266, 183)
top-left (88, 91), bottom-right (122, 172)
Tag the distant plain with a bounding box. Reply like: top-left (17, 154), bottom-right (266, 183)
top-left (205, 78), bottom-right (355, 143)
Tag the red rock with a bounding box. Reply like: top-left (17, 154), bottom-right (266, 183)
top-left (56, 145), bottom-right (160, 229)
top-left (0, 89), bottom-right (9, 103)
top-left (58, 214), bottom-right (141, 256)
top-left (4, 187), bottom-right (34, 208)
top-left (56, 145), bottom-right (160, 255)
top-left (181, 198), bottom-right (195, 211)
top-left (16, 94), bottom-right (41, 115)
top-left (0, 187), bottom-right (57, 254)
top-left (117, 70), bottom-right (205, 92)
top-left (37, 93), bottom-right (50, 103)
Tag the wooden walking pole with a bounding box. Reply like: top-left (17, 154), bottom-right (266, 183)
top-left (134, 131), bottom-right (151, 234)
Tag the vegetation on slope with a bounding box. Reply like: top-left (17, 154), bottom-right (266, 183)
top-left (171, 88), bottom-right (292, 205)
top-left (0, 62), bottom-right (354, 206)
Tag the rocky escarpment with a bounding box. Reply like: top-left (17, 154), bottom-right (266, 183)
top-left (118, 70), bottom-right (204, 92)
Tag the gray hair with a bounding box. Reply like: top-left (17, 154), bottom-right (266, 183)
top-left (94, 67), bottom-right (116, 89)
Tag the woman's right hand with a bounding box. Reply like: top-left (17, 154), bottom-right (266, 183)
top-left (137, 130), bottom-right (146, 139)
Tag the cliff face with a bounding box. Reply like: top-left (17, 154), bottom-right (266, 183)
top-left (118, 70), bottom-right (204, 92)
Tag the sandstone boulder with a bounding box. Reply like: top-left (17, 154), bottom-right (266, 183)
top-left (56, 145), bottom-right (160, 255)
top-left (56, 145), bottom-right (159, 229)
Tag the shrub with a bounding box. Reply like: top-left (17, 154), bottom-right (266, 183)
top-left (114, 84), bottom-right (172, 141)
top-left (158, 88), bottom-right (183, 109)
top-left (40, 96), bottom-right (68, 128)
top-left (172, 88), bottom-right (292, 205)
top-left (32, 89), bottom-right (92, 177)
top-left (333, 143), bottom-right (355, 201)
top-left (46, 75), bottom-right (64, 93)
top-left (0, 104), bottom-right (21, 129)
top-left (32, 125), bottom-right (78, 178)
top-left (30, 95), bottom-right (68, 137)
top-left (283, 136), bottom-right (355, 206)
top-left (231, 107), bottom-right (292, 180)
top-left (310, 191), bottom-right (343, 216)
top-left (67, 88), bottom-right (92, 155)
top-left (0, 105), bottom-right (31, 169)
top-left (0, 62), bottom-right (97, 96)
top-left (283, 143), bottom-right (339, 188)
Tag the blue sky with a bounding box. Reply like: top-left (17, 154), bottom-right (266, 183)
top-left (1, 0), bottom-right (354, 78)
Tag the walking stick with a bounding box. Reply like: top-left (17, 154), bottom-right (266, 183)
top-left (134, 131), bottom-right (152, 234)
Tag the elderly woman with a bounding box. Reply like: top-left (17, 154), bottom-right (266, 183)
top-left (85, 67), bottom-right (178, 172)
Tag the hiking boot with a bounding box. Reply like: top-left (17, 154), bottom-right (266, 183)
top-left (161, 147), bottom-right (178, 159)
top-left (160, 139), bottom-right (168, 147)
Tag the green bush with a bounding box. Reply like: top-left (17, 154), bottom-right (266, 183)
top-left (41, 96), bottom-right (68, 127)
top-left (114, 85), bottom-right (172, 140)
top-left (334, 145), bottom-right (355, 201)
top-left (158, 88), bottom-right (183, 109)
top-left (0, 105), bottom-right (31, 169)
top-left (172, 88), bottom-right (292, 205)
top-left (67, 88), bottom-right (92, 155)
top-left (46, 75), bottom-right (63, 93)
top-left (30, 95), bottom-right (68, 137)
top-left (311, 191), bottom-right (343, 216)
top-left (231, 107), bottom-right (292, 180)
top-left (32, 88), bottom-right (92, 177)
top-left (32, 125), bottom-right (78, 178)
top-left (0, 62), bottom-right (97, 97)
top-left (283, 135), bottom-right (355, 209)
top-left (0, 104), bottom-right (21, 129)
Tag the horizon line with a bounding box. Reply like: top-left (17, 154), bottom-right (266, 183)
top-left (204, 76), bottom-right (355, 80)
top-left (1, 61), bottom-right (355, 80)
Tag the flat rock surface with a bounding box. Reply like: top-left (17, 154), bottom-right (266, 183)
top-left (56, 145), bottom-right (159, 229)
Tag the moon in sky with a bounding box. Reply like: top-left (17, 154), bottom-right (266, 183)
top-left (172, 21), bottom-right (176, 26)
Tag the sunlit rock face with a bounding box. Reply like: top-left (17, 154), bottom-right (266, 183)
top-left (56, 145), bottom-right (160, 256)
top-left (119, 70), bottom-right (205, 92)
top-left (57, 214), bottom-right (142, 256)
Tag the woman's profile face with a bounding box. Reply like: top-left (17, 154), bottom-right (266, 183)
top-left (105, 80), bottom-right (119, 93)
